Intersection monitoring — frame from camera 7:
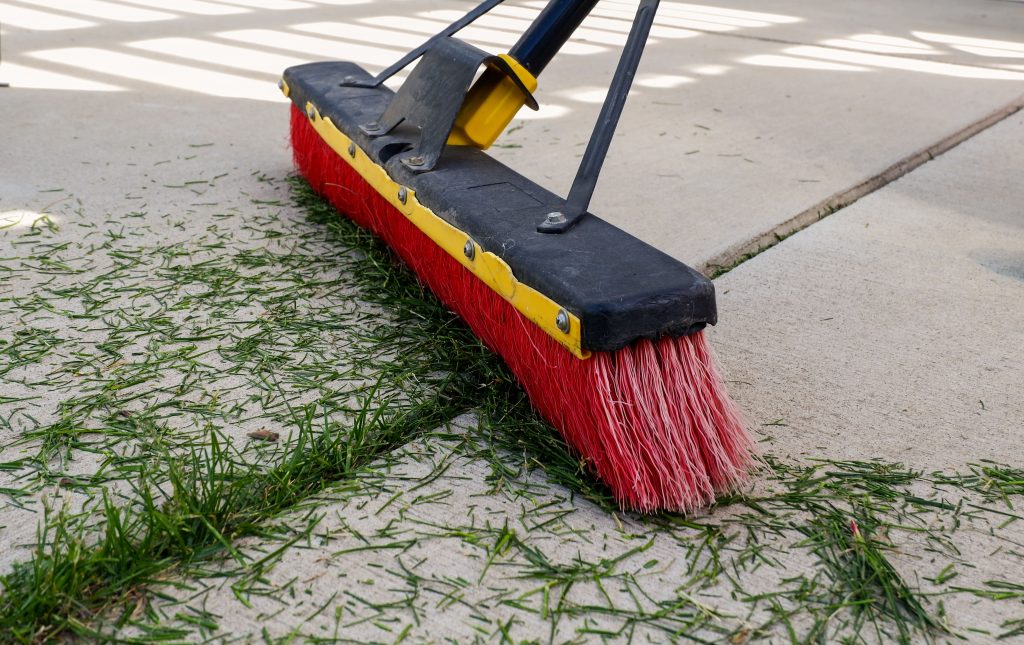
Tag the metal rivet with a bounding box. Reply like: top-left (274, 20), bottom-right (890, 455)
top-left (555, 309), bottom-right (570, 333)
top-left (463, 240), bottom-right (475, 260)
top-left (306, 105), bottom-right (316, 120)
top-left (406, 156), bottom-right (425, 167)
top-left (347, 143), bottom-right (356, 157)
top-left (544, 212), bottom-right (567, 225)
top-left (397, 187), bottom-right (408, 204)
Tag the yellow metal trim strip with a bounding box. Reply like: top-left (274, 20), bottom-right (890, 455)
top-left (296, 96), bottom-right (590, 359)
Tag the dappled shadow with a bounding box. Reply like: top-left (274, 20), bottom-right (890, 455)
top-left (3, 0), bottom-right (1024, 103)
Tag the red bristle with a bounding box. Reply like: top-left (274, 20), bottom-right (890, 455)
top-left (290, 105), bottom-right (755, 512)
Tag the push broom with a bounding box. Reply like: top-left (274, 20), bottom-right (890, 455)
top-left (281, 0), bottom-right (755, 512)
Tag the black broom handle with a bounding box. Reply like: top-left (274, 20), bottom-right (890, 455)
top-left (509, 0), bottom-right (601, 74)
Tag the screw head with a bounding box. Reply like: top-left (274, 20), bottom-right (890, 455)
top-left (544, 212), bottom-right (567, 225)
top-left (397, 187), bottom-right (408, 204)
top-left (406, 156), bottom-right (425, 167)
top-left (305, 105), bottom-right (316, 120)
top-left (555, 309), bottom-right (570, 333)
top-left (347, 143), bottom-right (356, 157)
top-left (463, 240), bottom-right (475, 260)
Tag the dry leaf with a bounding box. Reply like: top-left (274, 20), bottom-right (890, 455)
top-left (247, 429), bottom-right (279, 442)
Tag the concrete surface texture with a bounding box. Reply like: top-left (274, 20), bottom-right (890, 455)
top-left (107, 98), bottom-right (1024, 645)
top-left (1, 0), bottom-right (1023, 642)
top-left (116, 425), bottom-right (1024, 642)
top-left (712, 111), bottom-right (1024, 473)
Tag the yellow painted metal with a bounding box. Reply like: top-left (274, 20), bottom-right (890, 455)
top-left (447, 54), bottom-right (538, 149)
top-left (295, 96), bottom-right (589, 359)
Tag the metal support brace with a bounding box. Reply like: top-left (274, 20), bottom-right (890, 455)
top-left (537, 0), bottom-right (661, 234)
top-left (340, 0), bottom-right (506, 89)
top-left (358, 38), bottom-right (537, 173)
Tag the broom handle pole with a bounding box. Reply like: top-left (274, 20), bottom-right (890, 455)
top-left (509, 0), bottom-right (600, 74)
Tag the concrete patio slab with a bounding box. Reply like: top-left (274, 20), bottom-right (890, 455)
top-left (712, 110), bottom-right (1024, 473)
top-left (115, 423), bottom-right (1023, 642)
top-left (3, 0), bottom-right (1024, 271)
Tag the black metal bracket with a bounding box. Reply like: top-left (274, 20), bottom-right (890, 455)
top-left (340, 0), bottom-right (658, 200)
top-left (357, 38), bottom-right (537, 174)
top-left (537, 0), bottom-right (661, 234)
top-left (339, 0), bottom-right (506, 89)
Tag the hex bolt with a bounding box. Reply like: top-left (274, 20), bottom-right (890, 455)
top-left (555, 309), bottom-right (570, 333)
top-left (463, 240), bottom-right (475, 261)
top-left (364, 122), bottom-right (381, 133)
top-left (406, 156), bottom-right (425, 167)
top-left (347, 143), bottom-right (356, 157)
top-left (544, 212), bottom-right (567, 225)
top-left (397, 187), bottom-right (408, 204)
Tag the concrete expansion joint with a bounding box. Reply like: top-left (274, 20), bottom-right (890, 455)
top-left (703, 94), bottom-right (1024, 278)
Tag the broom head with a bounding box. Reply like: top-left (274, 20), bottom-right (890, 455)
top-left (283, 62), bottom-right (755, 513)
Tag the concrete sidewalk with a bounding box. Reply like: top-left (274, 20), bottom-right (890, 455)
top-left (1, 0), bottom-right (1023, 641)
